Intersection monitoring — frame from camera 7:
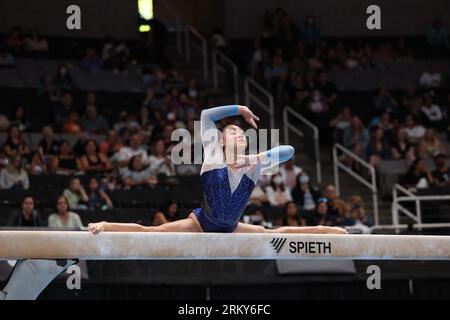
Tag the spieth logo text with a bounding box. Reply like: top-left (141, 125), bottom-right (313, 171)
top-left (270, 238), bottom-right (332, 255)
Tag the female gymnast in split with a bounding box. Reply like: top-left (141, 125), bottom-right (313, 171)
top-left (88, 105), bottom-right (347, 235)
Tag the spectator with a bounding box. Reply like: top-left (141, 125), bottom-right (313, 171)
top-left (54, 64), bottom-right (73, 91)
top-left (26, 151), bottom-right (47, 175)
top-left (311, 198), bottom-right (339, 226)
top-left (342, 116), bottom-right (369, 166)
top-left (244, 207), bottom-right (272, 228)
top-left (265, 173), bottom-right (293, 207)
top-left (249, 182), bottom-right (268, 206)
top-left (366, 126), bottom-right (390, 169)
top-left (291, 173), bottom-right (320, 213)
top-left (391, 128), bottom-right (416, 160)
top-left (81, 105), bottom-right (109, 134)
top-left (419, 128), bottom-right (447, 159)
top-left (6, 195), bottom-right (44, 227)
top-left (121, 155), bottom-right (158, 189)
top-left (426, 18), bottom-right (449, 50)
top-left (80, 48), bottom-right (103, 71)
top-left (100, 129), bottom-right (123, 158)
top-left (373, 86), bottom-right (398, 114)
top-left (317, 72), bottom-right (337, 105)
top-left (62, 111), bottom-right (82, 135)
top-left (211, 27), bottom-right (227, 52)
top-left (79, 139), bottom-right (110, 173)
top-left (113, 134), bottom-right (149, 167)
top-left (419, 65), bottom-right (442, 89)
top-left (142, 86), bottom-right (159, 111)
top-left (153, 199), bottom-right (181, 225)
top-left (279, 158), bottom-right (303, 190)
top-left (401, 157), bottom-right (434, 189)
top-left (323, 184), bottom-right (347, 218)
top-left (47, 195), bottom-right (83, 229)
top-left (10, 106), bottom-right (30, 132)
top-left (24, 28), bottom-right (49, 52)
top-left (0, 45), bottom-right (15, 68)
top-left (138, 106), bottom-right (155, 142)
top-left (300, 15), bottom-right (321, 52)
top-left (404, 114), bottom-right (426, 144)
top-left (0, 155), bottom-right (29, 190)
top-left (38, 126), bottom-right (59, 157)
top-left (420, 94), bottom-right (444, 130)
top-left (307, 90), bottom-right (329, 115)
top-left (63, 177), bottom-right (89, 210)
top-left (432, 154), bottom-right (450, 187)
top-left (347, 195), bottom-right (372, 228)
top-left (54, 92), bottom-right (74, 126)
top-left (5, 27), bottom-right (23, 52)
top-left (148, 139), bottom-right (175, 177)
top-left (86, 177), bottom-right (113, 210)
top-left (329, 106), bottom-right (352, 143)
top-left (3, 125), bottom-right (30, 158)
top-left (50, 140), bottom-right (82, 175)
top-left (280, 201), bottom-right (305, 227)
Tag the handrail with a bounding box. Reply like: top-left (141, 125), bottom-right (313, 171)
top-left (212, 49), bottom-right (239, 103)
top-left (158, 0), bottom-right (182, 54)
top-left (244, 77), bottom-right (274, 129)
top-left (283, 106), bottom-right (322, 184)
top-left (392, 183), bottom-right (450, 233)
top-left (333, 143), bottom-right (379, 226)
top-left (184, 25), bottom-right (208, 81)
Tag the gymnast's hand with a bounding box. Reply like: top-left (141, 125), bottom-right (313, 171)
top-left (238, 106), bottom-right (259, 129)
top-left (88, 222), bottom-right (107, 234)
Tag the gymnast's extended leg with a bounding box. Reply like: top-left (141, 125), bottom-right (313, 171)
top-left (233, 222), bottom-right (348, 234)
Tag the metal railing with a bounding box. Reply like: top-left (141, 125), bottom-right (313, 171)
top-left (392, 183), bottom-right (450, 232)
top-left (283, 106), bottom-right (322, 184)
top-left (212, 49), bottom-right (239, 103)
top-left (333, 143), bottom-right (379, 225)
top-left (244, 77), bottom-right (274, 129)
top-left (184, 26), bottom-right (208, 81)
top-left (157, 0), bottom-right (182, 54)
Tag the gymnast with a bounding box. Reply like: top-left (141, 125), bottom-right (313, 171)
top-left (88, 105), bottom-right (347, 235)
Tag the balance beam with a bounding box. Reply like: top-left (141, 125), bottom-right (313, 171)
top-left (1, 231), bottom-right (450, 260)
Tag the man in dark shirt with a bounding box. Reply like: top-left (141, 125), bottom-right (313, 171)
top-left (6, 195), bottom-right (43, 227)
top-left (432, 153), bottom-right (450, 187)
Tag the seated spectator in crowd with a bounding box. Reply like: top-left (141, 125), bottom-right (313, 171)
top-left (5, 27), bottom-right (23, 52)
top-left (121, 155), bottom-right (158, 189)
top-left (366, 126), bottom-right (390, 170)
top-left (419, 128), bottom-right (447, 159)
top-left (6, 195), bottom-right (44, 227)
top-left (421, 94), bottom-right (444, 131)
top-left (419, 64), bottom-right (442, 89)
top-left (391, 128), bottom-right (416, 160)
top-left (249, 182), bottom-right (268, 206)
top-left (279, 201), bottom-right (305, 227)
top-left (50, 140), bottom-right (82, 175)
top-left (0, 45), bottom-right (15, 68)
top-left (279, 159), bottom-right (303, 190)
top-left (317, 72), bottom-right (337, 105)
top-left (432, 153), bottom-right (450, 187)
top-left (80, 48), bottom-right (103, 71)
top-left (79, 139), bottom-right (110, 173)
top-left (138, 106), bottom-right (155, 143)
top-left (47, 195), bottom-right (83, 229)
top-left (323, 184), bottom-right (347, 218)
top-left (141, 86), bottom-right (159, 111)
top-left (10, 106), bottom-right (30, 132)
top-left (54, 92), bottom-right (75, 127)
top-left (329, 106), bottom-right (352, 143)
top-left (63, 177), bottom-right (89, 210)
top-left (148, 139), bottom-right (176, 177)
top-left (342, 116), bottom-right (369, 167)
top-left (346, 195), bottom-right (372, 229)
top-left (373, 86), bottom-right (398, 114)
top-left (26, 151), bottom-right (47, 175)
top-left (243, 207), bottom-right (273, 228)
top-left (307, 90), bottom-right (329, 115)
top-left (153, 199), bottom-right (181, 225)
top-left (81, 105), bottom-right (109, 134)
top-left (404, 114), bottom-right (426, 145)
top-left (24, 28), bottom-right (49, 52)
top-left (86, 177), bottom-right (113, 210)
top-left (401, 157), bottom-right (434, 189)
top-left (3, 125), bottom-right (30, 159)
top-left (54, 64), bottom-right (73, 91)
top-left (62, 111), bottom-right (82, 135)
top-left (0, 155), bottom-right (29, 190)
top-left (426, 18), bottom-right (449, 50)
top-left (291, 173), bottom-right (320, 214)
top-left (100, 129), bottom-right (123, 158)
top-left (38, 125), bottom-right (59, 157)
top-left (265, 173), bottom-right (292, 207)
top-left (311, 198), bottom-right (339, 226)
top-left (113, 133), bottom-right (149, 168)
top-left (211, 27), bottom-right (228, 51)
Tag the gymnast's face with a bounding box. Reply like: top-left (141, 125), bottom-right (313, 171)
top-left (222, 125), bottom-right (247, 151)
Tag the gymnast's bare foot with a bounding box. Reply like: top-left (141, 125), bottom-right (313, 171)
top-left (88, 222), bottom-right (107, 235)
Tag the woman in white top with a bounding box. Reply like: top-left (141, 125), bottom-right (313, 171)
top-left (265, 173), bottom-right (293, 207)
top-left (47, 195), bottom-right (83, 229)
top-left (0, 155), bottom-right (29, 190)
top-left (148, 139), bottom-right (176, 177)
